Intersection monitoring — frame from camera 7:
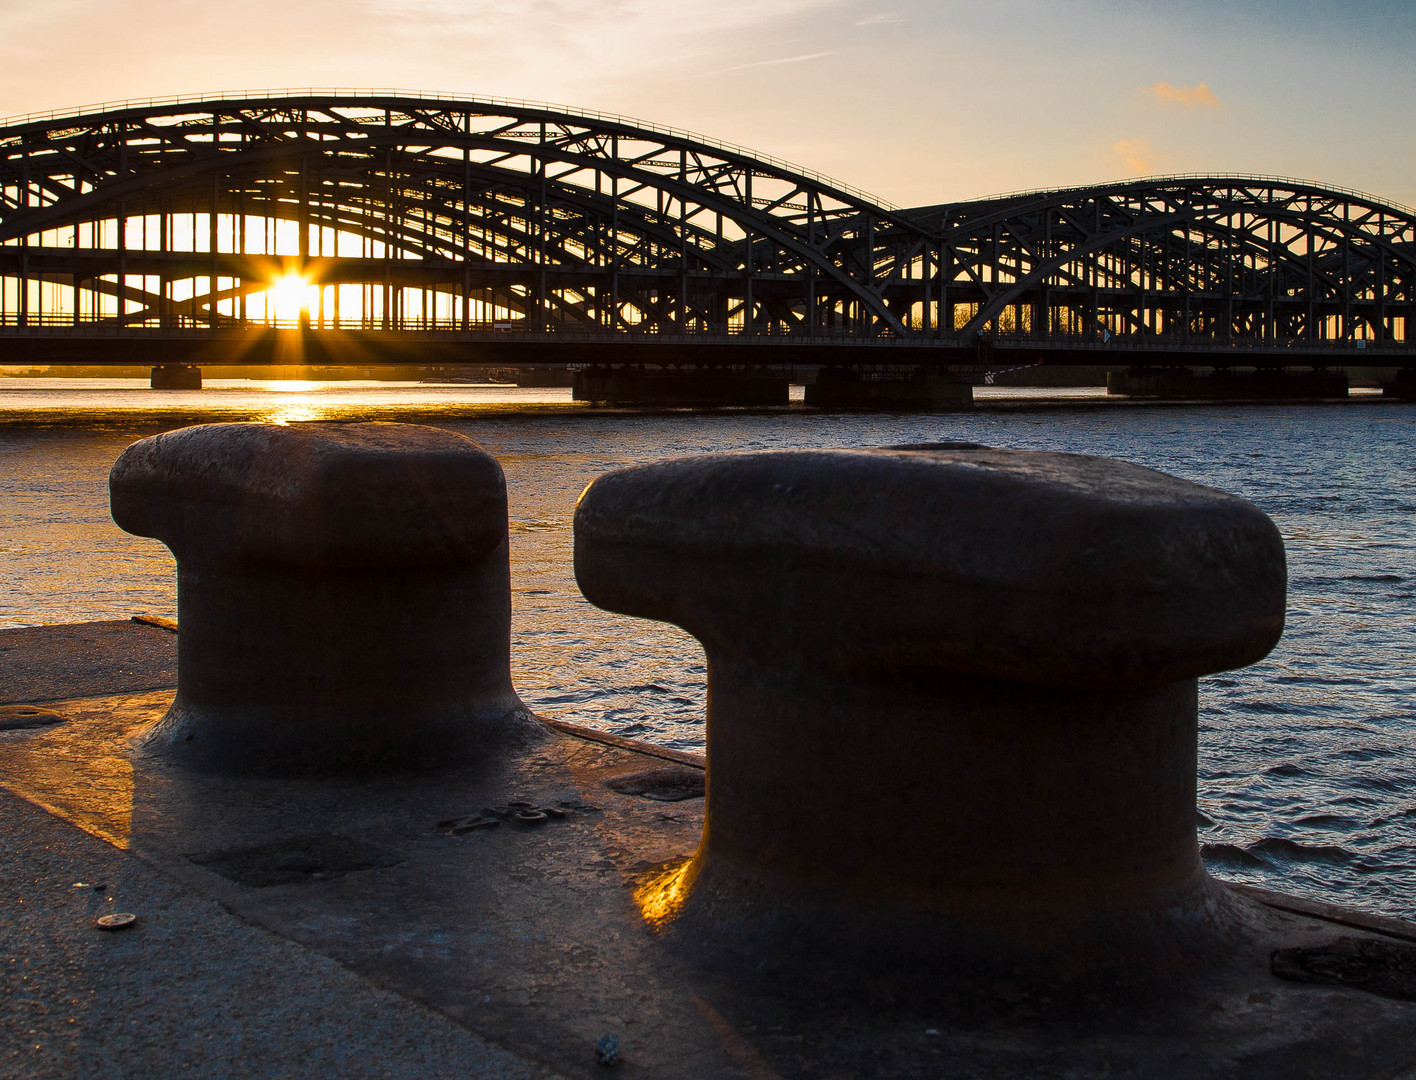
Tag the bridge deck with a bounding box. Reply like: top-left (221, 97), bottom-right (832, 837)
top-left (1, 327), bottom-right (1411, 369)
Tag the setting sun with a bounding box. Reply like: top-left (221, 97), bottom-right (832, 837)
top-left (266, 272), bottom-right (317, 324)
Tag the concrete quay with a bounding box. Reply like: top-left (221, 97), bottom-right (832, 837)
top-left (3, 618), bottom-right (1416, 1079)
top-left (0, 782), bottom-right (547, 1080)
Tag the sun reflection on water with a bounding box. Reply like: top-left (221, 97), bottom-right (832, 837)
top-left (263, 381), bottom-right (320, 393)
top-left (262, 403), bottom-right (328, 425)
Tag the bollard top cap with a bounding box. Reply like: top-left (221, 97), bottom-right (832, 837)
top-left (110, 421), bottom-right (506, 566)
top-left (574, 445), bottom-right (1287, 688)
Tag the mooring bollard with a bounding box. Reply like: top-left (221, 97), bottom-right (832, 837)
top-left (110, 421), bottom-right (536, 773)
top-left (574, 445), bottom-right (1288, 978)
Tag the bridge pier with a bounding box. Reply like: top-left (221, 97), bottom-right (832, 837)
top-left (1107, 366), bottom-right (1349, 400)
top-left (803, 365), bottom-right (972, 409)
top-left (1384, 369), bottom-right (1416, 399)
top-left (150, 364), bottom-right (202, 390)
top-left (514, 366), bottom-right (574, 387)
top-left (572, 366), bottom-right (790, 406)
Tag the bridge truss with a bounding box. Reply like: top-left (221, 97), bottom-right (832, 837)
top-left (0, 93), bottom-right (1412, 356)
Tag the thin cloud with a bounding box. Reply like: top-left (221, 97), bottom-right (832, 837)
top-left (1330, 11), bottom-right (1416, 23)
top-left (856, 11), bottom-right (902, 25)
top-left (372, 0), bottom-right (839, 38)
top-left (742, 50), bottom-right (835, 67)
top-left (1113, 137), bottom-right (1155, 174)
top-left (1142, 81), bottom-right (1221, 108)
top-left (706, 51), bottom-right (836, 76)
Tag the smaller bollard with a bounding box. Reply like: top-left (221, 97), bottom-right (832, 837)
top-left (574, 445), bottom-right (1288, 981)
top-left (110, 421), bottom-right (537, 773)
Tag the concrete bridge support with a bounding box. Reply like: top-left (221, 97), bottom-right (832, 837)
top-left (574, 445), bottom-right (1287, 983)
top-left (572, 366), bottom-right (789, 406)
top-left (514, 366), bottom-right (574, 387)
top-left (108, 421), bottom-right (536, 773)
top-left (1107, 366), bottom-right (1349, 400)
top-left (150, 364), bottom-right (202, 390)
top-left (804, 365), bottom-right (972, 409)
top-left (1385, 368), bottom-right (1416, 399)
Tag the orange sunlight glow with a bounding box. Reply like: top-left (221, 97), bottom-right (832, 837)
top-left (265, 272), bottom-right (318, 324)
top-left (1142, 80), bottom-right (1222, 109)
top-left (265, 403), bottom-right (326, 424)
top-left (633, 858), bottom-right (696, 927)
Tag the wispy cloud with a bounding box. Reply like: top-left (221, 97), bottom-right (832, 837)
top-left (0, 0), bottom-right (850, 130)
top-left (1113, 137), bottom-right (1155, 174)
top-left (738, 51), bottom-right (833, 69)
top-left (1142, 81), bottom-right (1221, 108)
top-left (855, 10), bottom-right (902, 25)
top-left (1329, 11), bottom-right (1416, 23)
top-left (371, 0), bottom-right (839, 40)
top-left (358, 0), bottom-right (846, 92)
top-left (700, 51), bottom-right (836, 77)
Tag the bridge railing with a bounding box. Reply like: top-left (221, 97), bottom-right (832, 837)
top-left (979, 327), bottom-right (1411, 355)
top-left (0, 312), bottom-right (892, 336)
top-left (0, 315), bottom-right (1408, 356)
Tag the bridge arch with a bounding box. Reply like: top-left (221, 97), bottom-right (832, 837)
top-left (0, 92), bottom-right (929, 337)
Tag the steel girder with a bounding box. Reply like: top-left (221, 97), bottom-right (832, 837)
top-left (1, 95), bottom-right (1412, 346)
top-left (899, 179), bottom-right (1416, 344)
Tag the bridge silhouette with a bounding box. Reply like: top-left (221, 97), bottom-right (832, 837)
top-left (1, 91), bottom-right (1413, 392)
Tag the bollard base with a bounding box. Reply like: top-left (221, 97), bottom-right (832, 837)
top-left (140, 696), bottom-right (544, 774)
top-left (642, 850), bottom-right (1264, 1005)
top-left (653, 663), bottom-right (1246, 985)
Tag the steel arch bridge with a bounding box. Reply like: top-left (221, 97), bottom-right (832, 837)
top-left (1, 91), bottom-right (1413, 364)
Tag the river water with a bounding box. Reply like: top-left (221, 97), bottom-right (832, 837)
top-left (1, 379), bottom-right (1414, 921)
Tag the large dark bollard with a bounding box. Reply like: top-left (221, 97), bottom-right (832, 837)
top-left (574, 446), bottom-right (1287, 978)
top-left (110, 421), bottom-right (536, 773)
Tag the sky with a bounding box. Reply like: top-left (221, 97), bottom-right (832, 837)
top-left (1, 0), bottom-right (1413, 210)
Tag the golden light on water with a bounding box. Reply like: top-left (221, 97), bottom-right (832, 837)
top-left (265, 404), bottom-right (326, 425)
top-left (266, 382), bottom-right (319, 394)
top-left (633, 858), bottom-right (695, 927)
